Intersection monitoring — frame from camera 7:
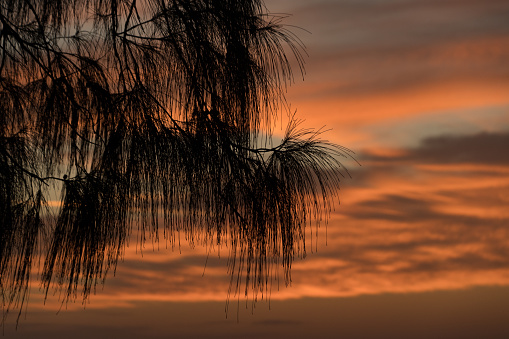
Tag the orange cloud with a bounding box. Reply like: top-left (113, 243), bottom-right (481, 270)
top-left (22, 128), bottom-right (507, 315)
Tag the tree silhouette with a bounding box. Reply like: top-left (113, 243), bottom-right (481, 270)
top-left (0, 0), bottom-right (353, 318)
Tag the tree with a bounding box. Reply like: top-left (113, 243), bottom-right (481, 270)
top-left (0, 0), bottom-right (353, 318)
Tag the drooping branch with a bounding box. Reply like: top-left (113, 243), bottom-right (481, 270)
top-left (1, 0), bottom-right (354, 320)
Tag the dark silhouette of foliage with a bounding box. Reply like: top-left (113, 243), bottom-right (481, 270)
top-left (0, 0), bottom-right (354, 319)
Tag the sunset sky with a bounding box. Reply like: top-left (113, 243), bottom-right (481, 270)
top-left (4, 0), bottom-right (509, 338)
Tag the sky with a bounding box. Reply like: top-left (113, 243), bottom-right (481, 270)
top-left (3, 0), bottom-right (509, 338)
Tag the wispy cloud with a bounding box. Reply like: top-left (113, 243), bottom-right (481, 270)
top-left (366, 131), bottom-right (509, 164)
top-left (270, 0), bottom-right (509, 151)
top-left (28, 130), bottom-right (508, 311)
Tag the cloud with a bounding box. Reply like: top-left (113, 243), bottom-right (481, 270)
top-left (404, 132), bottom-right (509, 164)
top-left (31, 129), bottom-right (507, 308)
top-left (273, 129), bottom-right (509, 298)
top-left (53, 131), bottom-right (508, 306)
top-left (272, 0), bottom-right (509, 152)
top-left (365, 131), bottom-right (509, 164)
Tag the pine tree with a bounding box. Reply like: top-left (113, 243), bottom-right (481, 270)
top-left (0, 0), bottom-right (353, 315)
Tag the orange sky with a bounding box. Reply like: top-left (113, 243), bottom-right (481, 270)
top-left (4, 0), bottom-right (509, 337)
